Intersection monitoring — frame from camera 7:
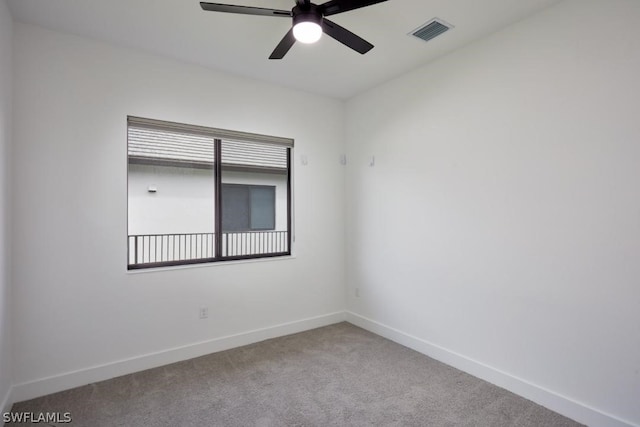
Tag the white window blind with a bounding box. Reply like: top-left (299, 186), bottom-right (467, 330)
top-left (127, 117), bottom-right (291, 171)
top-left (128, 126), bottom-right (215, 166)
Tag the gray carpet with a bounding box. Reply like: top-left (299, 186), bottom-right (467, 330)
top-left (8, 322), bottom-right (584, 426)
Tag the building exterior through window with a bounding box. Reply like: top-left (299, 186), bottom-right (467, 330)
top-left (127, 117), bottom-right (292, 269)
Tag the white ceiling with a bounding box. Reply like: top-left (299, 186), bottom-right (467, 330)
top-left (7, 0), bottom-right (561, 99)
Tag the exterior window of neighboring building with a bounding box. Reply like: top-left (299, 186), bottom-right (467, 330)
top-left (127, 116), bottom-right (292, 269)
top-left (222, 184), bottom-right (276, 232)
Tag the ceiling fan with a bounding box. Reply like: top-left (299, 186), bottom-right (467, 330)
top-left (200, 0), bottom-right (389, 59)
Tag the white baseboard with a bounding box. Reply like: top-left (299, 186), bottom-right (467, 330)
top-left (1, 385), bottom-right (14, 418)
top-left (11, 311), bottom-right (346, 404)
top-left (345, 311), bottom-right (638, 427)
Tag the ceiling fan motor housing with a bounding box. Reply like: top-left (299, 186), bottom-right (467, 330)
top-left (293, 4), bottom-right (323, 27)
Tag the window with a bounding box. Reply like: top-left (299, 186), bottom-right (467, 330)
top-left (127, 116), bottom-right (292, 269)
top-left (222, 184), bottom-right (276, 232)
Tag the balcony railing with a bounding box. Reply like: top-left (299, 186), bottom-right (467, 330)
top-left (127, 231), bottom-right (288, 267)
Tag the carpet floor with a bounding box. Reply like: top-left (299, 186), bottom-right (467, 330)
top-left (8, 322), bottom-right (584, 426)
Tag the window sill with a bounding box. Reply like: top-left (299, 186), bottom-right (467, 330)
top-left (125, 254), bottom-right (296, 274)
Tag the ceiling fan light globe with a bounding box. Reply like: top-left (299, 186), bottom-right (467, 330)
top-left (293, 21), bottom-right (322, 44)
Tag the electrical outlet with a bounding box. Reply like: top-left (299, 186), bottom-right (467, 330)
top-left (355, 288), bottom-right (360, 298)
top-left (199, 307), bottom-right (209, 319)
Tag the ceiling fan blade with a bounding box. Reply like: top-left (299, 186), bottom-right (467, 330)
top-left (318, 0), bottom-right (387, 17)
top-left (269, 28), bottom-right (296, 59)
top-left (321, 19), bottom-right (373, 54)
top-left (200, 2), bottom-right (292, 17)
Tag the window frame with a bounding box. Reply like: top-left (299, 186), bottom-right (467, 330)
top-left (127, 116), bottom-right (293, 270)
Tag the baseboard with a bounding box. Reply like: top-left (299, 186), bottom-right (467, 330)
top-left (345, 311), bottom-right (638, 427)
top-left (1, 385), bottom-right (13, 418)
top-left (11, 311), bottom-right (346, 403)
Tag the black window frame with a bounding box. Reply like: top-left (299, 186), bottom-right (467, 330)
top-left (127, 116), bottom-right (292, 270)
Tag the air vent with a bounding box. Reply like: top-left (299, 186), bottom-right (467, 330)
top-left (410, 19), bottom-right (453, 43)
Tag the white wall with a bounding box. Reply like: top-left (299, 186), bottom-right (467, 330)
top-left (345, 0), bottom-right (640, 426)
top-left (0, 0), bottom-right (13, 414)
top-left (128, 165), bottom-right (215, 235)
top-left (11, 22), bottom-right (346, 398)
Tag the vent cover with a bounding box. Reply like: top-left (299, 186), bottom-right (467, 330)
top-left (410, 19), bottom-right (453, 43)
